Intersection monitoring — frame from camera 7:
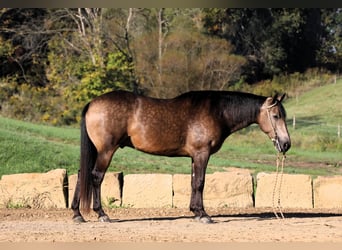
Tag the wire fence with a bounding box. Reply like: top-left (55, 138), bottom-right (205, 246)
top-left (291, 115), bottom-right (341, 139)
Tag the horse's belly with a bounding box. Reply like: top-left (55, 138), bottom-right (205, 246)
top-left (129, 132), bottom-right (186, 156)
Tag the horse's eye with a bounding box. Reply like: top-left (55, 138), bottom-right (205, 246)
top-left (273, 114), bottom-right (280, 120)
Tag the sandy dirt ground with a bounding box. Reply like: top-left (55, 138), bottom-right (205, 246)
top-left (1, 207), bottom-right (342, 242)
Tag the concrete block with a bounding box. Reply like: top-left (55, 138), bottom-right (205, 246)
top-left (204, 171), bottom-right (254, 208)
top-left (255, 172), bottom-right (313, 209)
top-left (0, 169), bottom-right (68, 208)
top-left (313, 176), bottom-right (342, 208)
top-left (173, 169), bottom-right (254, 208)
top-left (122, 174), bottom-right (172, 208)
top-left (172, 174), bottom-right (191, 208)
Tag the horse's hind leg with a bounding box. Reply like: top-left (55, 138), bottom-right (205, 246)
top-left (92, 149), bottom-right (116, 222)
top-left (71, 170), bottom-right (85, 222)
top-left (190, 151), bottom-right (212, 224)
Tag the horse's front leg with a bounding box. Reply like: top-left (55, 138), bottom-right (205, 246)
top-left (189, 152), bottom-right (213, 224)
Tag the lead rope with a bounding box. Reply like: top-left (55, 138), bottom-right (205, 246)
top-left (266, 103), bottom-right (286, 220)
top-left (272, 152), bottom-right (286, 219)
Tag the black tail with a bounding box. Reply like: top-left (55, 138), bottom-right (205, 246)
top-left (79, 103), bottom-right (97, 212)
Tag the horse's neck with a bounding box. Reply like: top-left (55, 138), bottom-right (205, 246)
top-left (222, 97), bottom-right (263, 134)
top-left (229, 118), bottom-right (256, 133)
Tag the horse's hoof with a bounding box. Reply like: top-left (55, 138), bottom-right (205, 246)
top-left (98, 215), bottom-right (111, 222)
top-left (194, 216), bottom-right (213, 224)
top-left (73, 215), bottom-right (86, 223)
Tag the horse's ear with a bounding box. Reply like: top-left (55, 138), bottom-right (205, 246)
top-left (272, 93), bottom-right (279, 103)
top-left (277, 93), bottom-right (286, 102)
top-left (264, 93), bottom-right (285, 108)
top-left (265, 96), bottom-right (275, 106)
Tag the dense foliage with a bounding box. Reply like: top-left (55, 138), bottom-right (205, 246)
top-left (0, 8), bottom-right (341, 125)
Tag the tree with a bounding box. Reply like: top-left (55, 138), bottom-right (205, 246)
top-left (0, 8), bottom-right (141, 124)
top-left (62, 8), bottom-right (105, 67)
top-left (102, 8), bottom-right (142, 92)
top-left (133, 8), bottom-right (245, 98)
top-left (161, 30), bottom-right (246, 95)
top-left (317, 9), bottom-right (342, 71)
top-left (202, 8), bottom-right (337, 83)
top-left (46, 8), bottom-right (136, 123)
top-left (0, 8), bottom-right (50, 86)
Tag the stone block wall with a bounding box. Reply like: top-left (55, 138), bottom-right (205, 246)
top-left (2, 168), bottom-right (342, 210)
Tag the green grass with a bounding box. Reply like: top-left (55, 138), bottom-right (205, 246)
top-left (285, 80), bottom-right (342, 167)
top-left (0, 117), bottom-right (80, 176)
top-left (0, 79), bottom-right (341, 178)
top-left (286, 80), bottom-right (342, 124)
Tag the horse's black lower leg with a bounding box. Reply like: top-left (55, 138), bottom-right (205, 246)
top-left (71, 170), bottom-right (86, 223)
top-left (189, 152), bottom-right (212, 224)
top-left (92, 167), bottom-right (110, 222)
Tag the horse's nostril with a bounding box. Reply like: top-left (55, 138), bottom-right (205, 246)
top-left (284, 142), bottom-right (291, 151)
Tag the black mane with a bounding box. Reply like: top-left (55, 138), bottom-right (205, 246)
top-left (178, 90), bottom-right (266, 125)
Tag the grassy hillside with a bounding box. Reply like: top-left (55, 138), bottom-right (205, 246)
top-left (0, 117), bottom-right (80, 177)
top-left (286, 80), bottom-right (342, 124)
top-left (0, 80), bottom-right (341, 178)
top-left (285, 80), bottom-right (342, 155)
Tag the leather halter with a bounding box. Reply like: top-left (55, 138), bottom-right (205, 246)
top-left (265, 101), bottom-right (281, 151)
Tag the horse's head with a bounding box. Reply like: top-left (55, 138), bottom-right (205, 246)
top-left (257, 94), bottom-right (291, 154)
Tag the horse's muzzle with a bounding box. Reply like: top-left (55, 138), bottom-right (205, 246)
top-left (273, 138), bottom-right (291, 153)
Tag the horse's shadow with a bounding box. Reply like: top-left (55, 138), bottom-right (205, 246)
top-left (212, 212), bottom-right (342, 223)
top-left (108, 212), bottom-right (342, 224)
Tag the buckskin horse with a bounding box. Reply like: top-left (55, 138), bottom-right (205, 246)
top-left (71, 90), bottom-right (291, 223)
